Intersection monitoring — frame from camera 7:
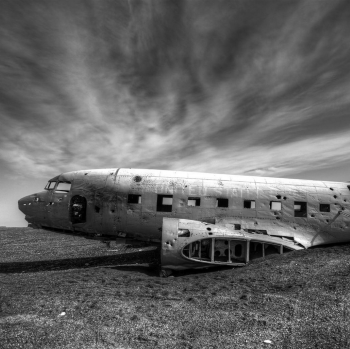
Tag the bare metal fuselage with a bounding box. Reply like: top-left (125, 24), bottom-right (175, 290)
top-left (18, 168), bottom-right (350, 250)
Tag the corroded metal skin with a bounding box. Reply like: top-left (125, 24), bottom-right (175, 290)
top-left (18, 168), bottom-right (350, 250)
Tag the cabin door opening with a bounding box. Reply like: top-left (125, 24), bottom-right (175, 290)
top-left (70, 195), bottom-right (87, 224)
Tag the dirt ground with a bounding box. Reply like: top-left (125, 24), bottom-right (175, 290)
top-left (1, 227), bottom-right (350, 349)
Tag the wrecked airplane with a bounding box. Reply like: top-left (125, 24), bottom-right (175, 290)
top-left (18, 168), bottom-right (350, 272)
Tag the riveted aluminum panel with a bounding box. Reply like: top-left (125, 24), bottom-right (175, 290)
top-left (203, 187), bottom-right (227, 197)
top-left (241, 189), bottom-right (258, 200)
top-left (222, 181), bottom-right (245, 189)
top-left (242, 209), bottom-right (257, 218)
top-left (257, 210), bottom-right (277, 219)
top-left (230, 193), bottom-right (244, 206)
top-left (294, 217), bottom-right (309, 225)
top-left (324, 181), bottom-right (349, 189)
top-left (172, 196), bottom-right (188, 214)
top-left (229, 210), bottom-right (244, 217)
top-left (141, 192), bottom-right (157, 213)
top-left (183, 185), bottom-right (203, 197)
top-left (199, 196), bottom-right (218, 209)
top-left (256, 200), bottom-right (270, 211)
top-left (282, 206), bottom-right (295, 221)
top-left (315, 186), bottom-right (333, 195)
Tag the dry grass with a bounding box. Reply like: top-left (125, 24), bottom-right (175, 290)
top-left (1, 228), bottom-right (350, 348)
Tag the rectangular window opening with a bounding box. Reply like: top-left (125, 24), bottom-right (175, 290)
top-left (247, 229), bottom-right (268, 235)
top-left (216, 198), bottom-right (229, 208)
top-left (294, 201), bottom-right (307, 217)
top-left (45, 181), bottom-right (57, 190)
top-left (200, 239), bottom-right (212, 260)
top-left (249, 242), bottom-right (264, 260)
top-left (270, 201), bottom-right (282, 211)
top-left (178, 229), bottom-right (190, 238)
top-left (190, 241), bottom-right (200, 259)
top-left (264, 243), bottom-right (281, 256)
top-left (320, 204), bottom-right (330, 213)
top-left (157, 195), bottom-right (173, 212)
top-left (55, 182), bottom-right (71, 192)
top-left (188, 197), bottom-right (201, 207)
top-left (234, 224), bottom-right (241, 230)
top-left (244, 200), bottom-right (256, 209)
top-left (128, 194), bottom-right (142, 204)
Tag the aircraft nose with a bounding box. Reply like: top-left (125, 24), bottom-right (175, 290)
top-left (18, 195), bottom-right (32, 213)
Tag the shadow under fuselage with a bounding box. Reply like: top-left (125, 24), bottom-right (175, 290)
top-left (0, 249), bottom-right (160, 274)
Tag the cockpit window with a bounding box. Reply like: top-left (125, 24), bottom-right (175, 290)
top-left (56, 182), bottom-right (71, 192)
top-left (45, 181), bottom-right (57, 190)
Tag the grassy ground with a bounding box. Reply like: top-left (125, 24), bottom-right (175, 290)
top-left (1, 228), bottom-right (350, 348)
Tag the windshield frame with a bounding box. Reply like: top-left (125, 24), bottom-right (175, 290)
top-left (44, 181), bottom-right (57, 190)
top-left (55, 181), bottom-right (72, 192)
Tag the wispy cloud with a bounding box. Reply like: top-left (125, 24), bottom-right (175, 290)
top-left (1, 0), bottom-right (350, 181)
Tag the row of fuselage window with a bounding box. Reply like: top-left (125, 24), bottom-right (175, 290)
top-left (127, 194), bottom-right (331, 217)
top-left (183, 239), bottom-right (293, 263)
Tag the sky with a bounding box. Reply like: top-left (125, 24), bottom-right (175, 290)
top-left (1, 0), bottom-right (350, 227)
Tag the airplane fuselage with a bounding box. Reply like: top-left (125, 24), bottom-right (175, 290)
top-left (18, 168), bottom-right (350, 248)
